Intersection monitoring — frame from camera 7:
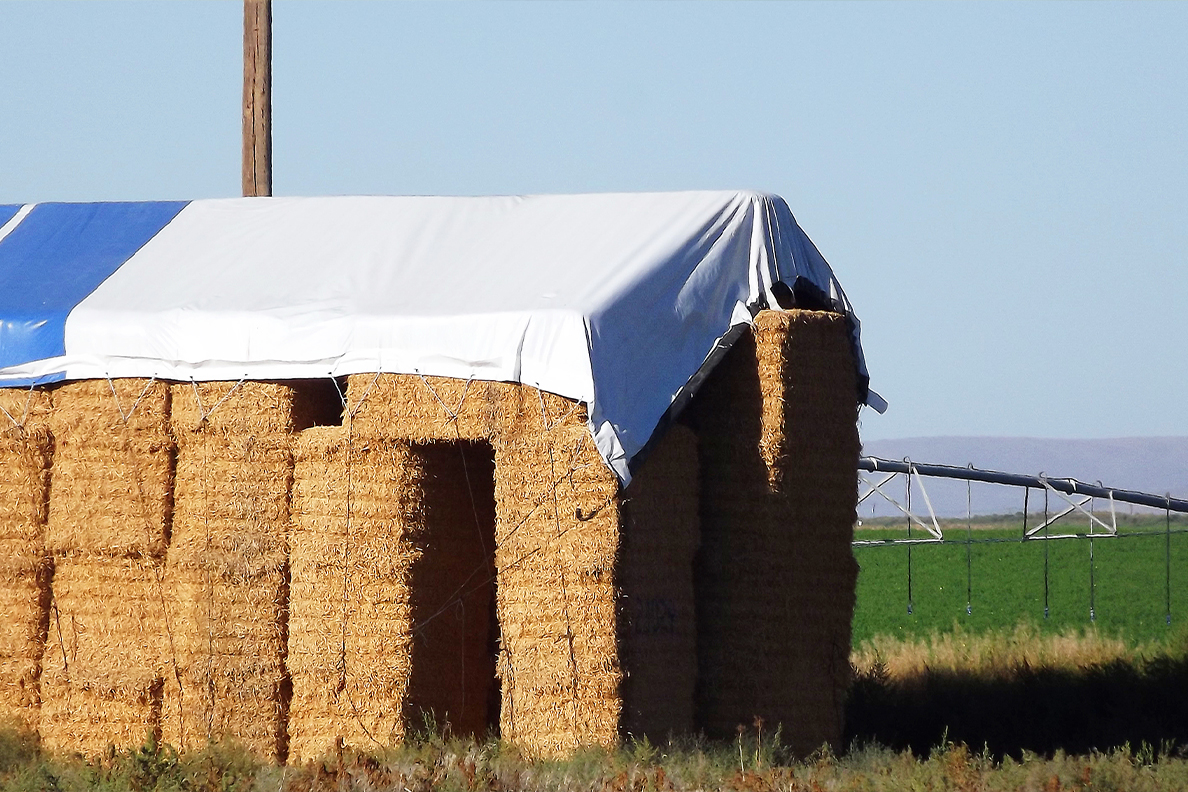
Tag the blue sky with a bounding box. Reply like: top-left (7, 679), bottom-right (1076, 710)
top-left (2, 2), bottom-right (1184, 441)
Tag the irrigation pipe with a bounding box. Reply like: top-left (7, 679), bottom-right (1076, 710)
top-left (860, 457), bottom-right (1188, 514)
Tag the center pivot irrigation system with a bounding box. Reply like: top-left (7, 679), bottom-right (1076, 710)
top-left (855, 456), bottom-right (1188, 621)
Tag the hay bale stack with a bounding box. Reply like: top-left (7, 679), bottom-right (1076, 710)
top-left (347, 373), bottom-right (503, 442)
top-left (492, 388), bottom-right (622, 756)
top-left (164, 382), bottom-right (297, 760)
top-left (288, 428), bottom-right (424, 761)
top-left (346, 373), bottom-right (624, 756)
top-left (618, 424), bottom-right (699, 741)
top-left (761, 311), bottom-right (862, 751)
top-left (686, 309), bottom-right (860, 755)
top-left (40, 380), bottom-right (173, 753)
top-left (0, 426), bottom-right (52, 729)
top-left (405, 441), bottom-right (498, 739)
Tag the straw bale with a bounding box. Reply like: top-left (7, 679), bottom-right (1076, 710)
top-left (618, 424), bottom-right (699, 741)
top-left (0, 545), bottom-right (51, 661)
top-left (161, 667), bottom-right (286, 760)
top-left (171, 380), bottom-right (341, 436)
top-left (49, 379), bottom-right (170, 439)
top-left (0, 427), bottom-right (51, 541)
top-left (406, 441), bottom-right (498, 739)
top-left (160, 562), bottom-right (288, 759)
top-left (0, 427), bottom-right (53, 728)
top-left (492, 393), bottom-right (622, 756)
top-left (168, 433), bottom-right (291, 567)
top-left (47, 380), bottom-right (173, 558)
top-left (685, 309), bottom-right (860, 756)
top-left (163, 419), bottom-right (293, 758)
top-left (41, 556), bottom-right (169, 687)
top-left (287, 427), bottom-right (425, 761)
top-left (40, 677), bottom-right (163, 756)
top-left (0, 386), bottom-right (53, 430)
top-left (347, 373), bottom-right (506, 442)
top-left (40, 555), bottom-right (168, 754)
top-left (46, 440), bottom-right (174, 558)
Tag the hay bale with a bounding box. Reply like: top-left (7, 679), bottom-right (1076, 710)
top-left (164, 393), bottom-right (295, 759)
top-left (0, 426), bottom-right (52, 542)
top-left (347, 373), bottom-right (504, 442)
top-left (0, 427), bottom-right (52, 729)
top-left (49, 379), bottom-right (170, 439)
top-left (46, 380), bottom-right (173, 558)
top-left (167, 433), bottom-right (291, 568)
top-left (0, 549), bottom-right (51, 661)
top-left (686, 309), bottom-right (860, 756)
top-left (40, 678), bottom-right (163, 755)
top-left (40, 555), bottom-right (168, 753)
top-left (287, 428), bottom-right (424, 761)
top-left (172, 380), bottom-right (341, 436)
top-left (161, 562), bottom-right (288, 759)
top-left (618, 424), bottom-right (699, 741)
top-left (492, 390), bottom-right (622, 756)
top-left (0, 549), bottom-right (50, 728)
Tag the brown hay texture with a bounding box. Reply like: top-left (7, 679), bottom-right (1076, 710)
top-left (40, 555), bottom-right (168, 753)
top-left (685, 309), bottom-right (861, 756)
top-left (46, 380), bottom-right (173, 558)
top-left (346, 373), bottom-right (503, 442)
top-left (0, 386), bottom-right (53, 431)
top-left (490, 387), bottom-right (622, 757)
top-left (163, 383), bottom-right (298, 760)
top-left (0, 426), bottom-right (52, 729)
top-left (39, 380), bottom-right (174, 753)
top-left (617, 424), bottom-right (700, 742)
top-left (288, 428), bottom-right (423, 761)
top-left (337, 374), bottom-right (624, 757)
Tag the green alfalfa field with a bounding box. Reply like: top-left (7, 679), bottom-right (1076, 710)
top-left (851, 512), bottom-right (1188, 648)
top-left (845, 511), bottom-right (1188, 762)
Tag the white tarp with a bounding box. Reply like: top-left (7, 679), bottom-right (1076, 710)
top-left (0, 191), bottom-right (876, 484)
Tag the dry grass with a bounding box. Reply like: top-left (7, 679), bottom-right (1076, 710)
top-left (852, 623), bottom-right (1145, 681)
top-left (4, 723), bottom-right (1188, 792)
top-left (847, 625), bottom-right (1188, 758)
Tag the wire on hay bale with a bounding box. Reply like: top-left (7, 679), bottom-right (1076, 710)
top-left (287, 427), bottom-right (423, 761)
top-left (40, 555), bottom-right (168, 754)
top-left (617, 423), bottom-right (700, 741)
top-left (0, 387), bottom-right (54, 431)
top-left (333, 374), bottom-right (625, 758)
top-left (37, 380), bottom-right (173, 753)
top-left (0, 425), bottom-right (52, 729)
top-left (45, 380), bottom-right (173, 558)
top-left (490, 386), bottom-right (622, 757)
top-left (162, 382), bottom-right (299, 761)
top-left (687, 309), bottom-right (860, 756)
top-left (346, 374), bottom-right (503, 442)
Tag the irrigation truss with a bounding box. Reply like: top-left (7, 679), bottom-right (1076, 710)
top-left (855, 456), bottom-right (1188, 548)
top-left (854, 457), bottom-right (1188, 621)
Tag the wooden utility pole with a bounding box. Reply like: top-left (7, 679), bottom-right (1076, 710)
top-left (242, 0), bottom-right (272, 196)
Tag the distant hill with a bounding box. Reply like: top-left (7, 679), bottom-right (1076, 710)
top-left (858, 436), bottom-right (1188, 518)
